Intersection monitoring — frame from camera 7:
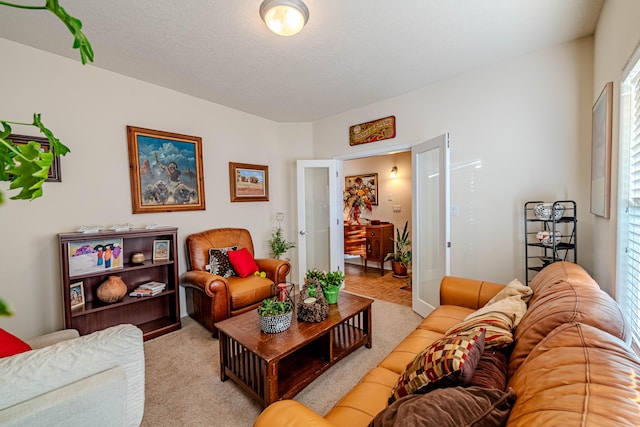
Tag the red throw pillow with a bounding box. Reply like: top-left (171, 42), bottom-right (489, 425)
top-left (227, 248), bottom-right (260, 278)
top-left (0, 328), bottom-right (32, 358)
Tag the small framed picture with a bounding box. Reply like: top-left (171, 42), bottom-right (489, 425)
top-left (70, 282), bottom-right (85, 310)
top-left (153, 240), bottom-right (170, 261)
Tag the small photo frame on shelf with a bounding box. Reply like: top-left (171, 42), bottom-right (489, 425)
top-left (70, 282), bottom-right (85, 310)
top-left (153, 240), bottom-right (170, 261)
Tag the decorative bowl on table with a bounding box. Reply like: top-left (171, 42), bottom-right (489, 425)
top-left (534, 203), bottom-right (565, 221)
top-left (536, 230), bottom-right (561, 246)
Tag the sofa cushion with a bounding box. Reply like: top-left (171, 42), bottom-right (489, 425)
top-left (507, 322), bottom-right (640, 426)
top-left (227, 275), bottom-right (274, 310)
top-left (467, 348), bottom-right (509, 391)
top-left (0, 329), bottom-right (31, 358)
top-left (228, 248), bottom-right (260, 278)
top-left (370, 386), bottom-right (516, 427)
top-left (389, 329), bottom-right (485, 404)
top-left (208, 246), bottom-right (237, 277)
top-left (509, 263), bottom-right (627, 376)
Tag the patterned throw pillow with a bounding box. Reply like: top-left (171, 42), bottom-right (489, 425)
top-left (389, 328), bottom-right (486, 404)
top-left (208, 246), bottom-right (237, 278)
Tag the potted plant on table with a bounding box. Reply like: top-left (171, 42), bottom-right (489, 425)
top-left (384, 221), bottom-right (412, 278)
top-left (258, 297), bottom-right (293, 333)
top-left (305, 268), bottom-right (344, 305)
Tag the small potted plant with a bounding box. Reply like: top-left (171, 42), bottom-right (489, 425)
top-left (384, 221), bottom-right (412, 278)
top-left (257, 297), bottom-right (293, 333)
top-left (305, 268), bottom-right (344, 305)
top-left (268, 226), bottom-right (296, 259)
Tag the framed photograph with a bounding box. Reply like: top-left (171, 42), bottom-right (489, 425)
top-left (127, 126), bottom-right (205, 214)
top-left (68, 238), bottom-right (124, 277)
top-left (153, 240), bottom-right (170, 261)
top-left (229, 162), bottom-right (269, 202)
top-left (70, 282), bottom-right (85, 310)
top-left (9, 134), bottom-right (61, 182)
top-left (590, 81), bottom-right (613, 219)
top-left (345, 173), bottom-right (378, 206)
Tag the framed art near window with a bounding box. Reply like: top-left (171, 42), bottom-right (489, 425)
top-left (127, 126), bottom-right (205, 214)
top-left (229, 162), bottom-right (269, 202)
top-left (590, 81), bottom-right (613, 218)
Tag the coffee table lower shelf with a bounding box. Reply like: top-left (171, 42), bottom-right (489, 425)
top-left (216, 293), bottom-right (373, 408)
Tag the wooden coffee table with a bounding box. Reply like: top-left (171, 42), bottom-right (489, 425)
top-left (215, 291), bottom-right (373, 408)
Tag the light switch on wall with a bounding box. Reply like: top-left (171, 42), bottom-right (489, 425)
top-left (388, 193), bottom-right (393, 201)
top-left (393, 205), bottom-right (401, 212)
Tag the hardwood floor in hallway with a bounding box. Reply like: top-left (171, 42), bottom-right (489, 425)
top-left (343, 263), bottom-right (412, 307)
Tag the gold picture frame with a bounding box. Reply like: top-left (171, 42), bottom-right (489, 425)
top-left (229, 162), bottom-right (269, 202)
top-left (590, 81), bottom-right (613, 219)
top-left (127, 126), bottom-right (206, 214)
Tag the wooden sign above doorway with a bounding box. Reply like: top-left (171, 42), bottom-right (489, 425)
top-left (349, 116), bottom-right (396, 146)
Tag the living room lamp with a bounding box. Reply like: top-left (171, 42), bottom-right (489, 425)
top-left (260, 0), bottom-right (309, 36)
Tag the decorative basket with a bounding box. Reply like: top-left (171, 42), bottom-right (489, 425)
top-left (259, 311), bottom-right (293, 333)
top-left (297, 278), bottom-right (329, 322)
top-left (534, 203), bottom-right (565, 221)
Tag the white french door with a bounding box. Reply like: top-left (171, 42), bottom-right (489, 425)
top-left (411, 133), bottom-right (450, 316)
top-left (296, 160), bottom-right (343, 286)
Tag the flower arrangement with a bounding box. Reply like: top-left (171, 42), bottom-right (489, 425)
top-left (343, 176), bottom-right (374, 213)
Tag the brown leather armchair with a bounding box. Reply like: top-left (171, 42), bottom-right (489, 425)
top-left (180, 228), bottom-right (291, 337)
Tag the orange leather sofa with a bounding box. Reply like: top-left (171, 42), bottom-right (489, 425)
top-left (180, 228), bottom-right (290, 337)
top-left (253, 262), bottom-right (640, 426)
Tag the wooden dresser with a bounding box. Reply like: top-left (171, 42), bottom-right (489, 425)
top-left (344, 223), bottom-right (394, 275)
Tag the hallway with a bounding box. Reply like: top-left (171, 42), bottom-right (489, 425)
top-left (343, 263), bottom-right (412, 307)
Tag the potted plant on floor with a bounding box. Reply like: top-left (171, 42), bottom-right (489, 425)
top-left (258, 297), bottom-right (293, 333)
top-left (268, 226), bottom-right (296, 259)
top-left (384, 221), bottom-right (412, 278)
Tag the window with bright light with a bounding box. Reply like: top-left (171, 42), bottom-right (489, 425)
top-left (618, 44), bottom-right (640, 349)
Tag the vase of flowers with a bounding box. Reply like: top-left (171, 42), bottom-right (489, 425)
top-left (344, 176), bottom-right (375, 225)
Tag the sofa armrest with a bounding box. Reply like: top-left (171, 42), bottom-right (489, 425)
top-left (253, 400), bottom-right (336, 427)
top-left (255, 258), bottom-right (291, 284)
top-left (180, 270), bottom-right (230, 298)
top-left (440, 276), bottom-right (504, 309)
top-left (0, 324), bottom-right (144, 427)
top-left (26, 329), bottom-right (80, 349)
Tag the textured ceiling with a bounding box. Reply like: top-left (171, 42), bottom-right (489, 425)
top-left (0, 0), bottom-right (603, 122)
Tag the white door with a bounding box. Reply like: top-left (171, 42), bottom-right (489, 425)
top-left (412, 133), bottom-right (450, 316)
top-left (296, 160), bottom-right (343, 286)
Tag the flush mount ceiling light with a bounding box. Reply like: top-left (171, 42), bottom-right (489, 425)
top-left (260, 0), bottom-right (309, 36)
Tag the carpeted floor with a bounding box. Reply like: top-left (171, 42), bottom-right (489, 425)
top-left (140, 295), bottom-right (422, 426)
top-left (344, 262), bottom-right (412, 307)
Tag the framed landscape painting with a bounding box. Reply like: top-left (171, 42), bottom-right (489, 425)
top-left (127, 126), bottom-right (206, 214)
top-left (229, 162), bottom-right (269, 202)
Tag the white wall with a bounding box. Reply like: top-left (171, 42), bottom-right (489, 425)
top-left (591, 0), bottom-right (640, 296)
top-left (314, 37), bottom-right (595, 285)
top-left (0, 38), bottom-right (311, 339)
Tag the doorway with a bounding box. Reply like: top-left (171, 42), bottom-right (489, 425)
top-left (342, 151), bottom-right (412, 306)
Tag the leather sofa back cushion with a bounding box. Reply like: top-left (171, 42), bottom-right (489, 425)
top-left (185, 228), bottom-right (255, 271)
top-left (509, 270), bottom-right (626, 376)
top-left (507, 322), bottom-right (640, 426)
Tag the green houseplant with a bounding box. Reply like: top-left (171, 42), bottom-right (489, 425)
top-left (384, 221), bottom-right (412, 278)
top-left (0, 0), bottom-right (93, 315)
top-left (258, 297), bottom-right (293, 333)
top-left (304, 268), bottom-right (344, 304)
top-left (268, 226), bottom-right (296, 259)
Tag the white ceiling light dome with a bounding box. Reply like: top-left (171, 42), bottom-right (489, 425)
top-left (260, 0), bottom-right (309, 36)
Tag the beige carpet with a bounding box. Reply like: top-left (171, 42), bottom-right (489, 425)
top-left (141, 294), bottom-right (422, 426)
